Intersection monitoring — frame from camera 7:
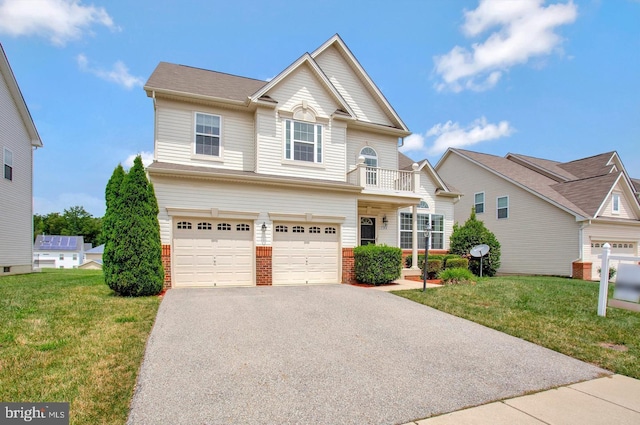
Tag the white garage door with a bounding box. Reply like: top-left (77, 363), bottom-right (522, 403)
top-left (273, 223), bottom-right (340, 285)
top-left (173, 219), bottom-right (254, 287)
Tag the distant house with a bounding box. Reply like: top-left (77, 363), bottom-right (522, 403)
top-left (33, 236), bottom-right (85, 269)
top-left (0, 43), bottom-right (43, 276)
top-left (436, 149), bottom-right (640, 280)
top-left (79, 244), bottom-right (104, 269)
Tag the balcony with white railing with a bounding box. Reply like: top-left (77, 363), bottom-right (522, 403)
top-left (347, 157), bottom-right (420, 194)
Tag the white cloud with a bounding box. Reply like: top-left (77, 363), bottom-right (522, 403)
top-left (123, 151), bottom-right (154, 169)
top-left (34, 192), bottom-right (106, 217)
top-left (0, 0), bottom-right (118, 46)
top-left (399, 133), bottom-right (426, 153)
top-left (426, 117), bottom-right (514, 155)
top-left (77, 54), bottom-right (144, 90)
top-left (434, 0), bottom-right (578, 92)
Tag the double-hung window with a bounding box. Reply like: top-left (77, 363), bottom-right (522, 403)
top-left (284, 120), bottom-right (322, 163)
top-left (3, 148), bottom-right (12, 181)
top-left (195, 113), bottom-right (221, 156)
top-left (399, 212), bottom-right (444, 249)
top-left (474, 192), bottom-right (484, 214)
top-left (497, 196), bottom-right (509, 219)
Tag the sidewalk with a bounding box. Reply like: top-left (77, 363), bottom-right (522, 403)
top-left (370, 278), bottom-right (441, 291)
top-left (404, 374), bottom-right (640, 424)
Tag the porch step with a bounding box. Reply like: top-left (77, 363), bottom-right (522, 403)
top-left (401, 268), bottom-right (422, 278)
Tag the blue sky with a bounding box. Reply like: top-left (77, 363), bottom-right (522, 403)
top-left (1, 0), bottom-right (638, 217)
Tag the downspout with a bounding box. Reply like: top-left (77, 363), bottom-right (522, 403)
top-left (398, 137), bottom-right (404, 148)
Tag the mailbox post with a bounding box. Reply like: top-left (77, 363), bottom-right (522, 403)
top-left (422, 224), bottom-right (432, 292)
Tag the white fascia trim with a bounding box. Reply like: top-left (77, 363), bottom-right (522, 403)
top-left (448, 149), bottom-right (587, 221)
top-left (348, 120), bottom-right (410, 137)
top-left (417, 159), bottom-right (449, 192)
top-left (248, 53), bottom-right (356, 118)
top-left (144, 86), bottom-right (249, 108)
top-left (166, 207), bottom-right (260, 220)
top-left (311, 34), bottom-right (409, 132)
top-left (268, 212), bottom-right (345, 223)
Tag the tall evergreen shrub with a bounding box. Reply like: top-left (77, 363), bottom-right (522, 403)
top-left (102, 164), bottom-right (125, 291)
top-left (103, 157), bottom-right (163, 296)
top-left (449, 208), bottom-right (501, 277)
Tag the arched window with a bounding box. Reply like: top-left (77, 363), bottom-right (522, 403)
top-left (360, 147), bottom-right (378, 168)
top-left (177, 221), bottom-right (192, 230)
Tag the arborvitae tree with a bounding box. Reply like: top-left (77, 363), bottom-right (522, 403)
top-left (103, 164), bottom-right (126, 292)
top-left (110, 156), bottom-right (163, 296)
top-left (449, 208), bottom-right (501, 277)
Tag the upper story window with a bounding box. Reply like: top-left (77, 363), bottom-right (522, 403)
top-left (284, 120), bottom-right (322, 163)
top-left (195, 113), bottom-right (221, 156)
top-left (612, 193), bottom-right (620, 214)
top-left (474, 192), bottom-right (484, 214)
top-left (360, 147), bottom-right (378, 168)
top-left (497, 196), bottom-right (509, 219)
top-left (3, 148), bottom-right (13, 181)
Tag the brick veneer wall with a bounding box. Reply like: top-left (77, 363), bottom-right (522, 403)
top-left (572, 261), bottom-right (592, 281)
top-left (342, 247), bottom-right (356, 284)
top-left (256, 246), bottom-right (272, 286)
top-left (161, 244), bottom-right (172, 289)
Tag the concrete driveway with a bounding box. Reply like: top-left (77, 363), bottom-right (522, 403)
top-left (127, 285), bottom-right (608, 425)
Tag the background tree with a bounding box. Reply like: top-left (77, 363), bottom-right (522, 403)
top-left (103, 157), bottom-right (163, 296)
top-left (449, 208), bottom-right (501, 277)
top-left (33, 208), bottom-right (103, 246)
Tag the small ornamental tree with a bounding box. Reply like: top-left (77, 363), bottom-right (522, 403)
top-left (449, 208), bottom-right (501, 277)
top-left (102, 164), bottom-right (125, 291)
top-left (103, 157), bottom-right (163, 296)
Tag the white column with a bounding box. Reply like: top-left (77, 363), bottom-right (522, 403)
top-left (411, 204), bottom-right (419, 269)
top-left (598, 243), bottom-right (611, 317)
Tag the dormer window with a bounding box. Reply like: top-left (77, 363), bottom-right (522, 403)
top-left (195, 113), bottom-right (221, 156)
top-left (284, 120), bottom-right (323, 163)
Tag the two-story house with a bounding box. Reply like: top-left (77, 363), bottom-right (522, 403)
top-left (436, 148), bottom-right (640, 280)
top-left (144, 34), bottom-right (458, 288)
top-left (0, 43), bottom-right (43, 276)
top-left (33, 235), bottom-right (86, 269)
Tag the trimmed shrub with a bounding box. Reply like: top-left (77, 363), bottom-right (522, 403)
top-left (445, 258), bottom-right (469, 269)
top-left (405, 253), bottom-right (461, 269)
top-left (423, 259), bottom-right (443, 280)
top-left (354, 244), bottom-right (402, 285)
top-left (439, 267), bottom-right (476, 285)
top-left (449, 208), bottom-right (501, 277)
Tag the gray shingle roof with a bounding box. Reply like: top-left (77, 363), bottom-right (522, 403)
top-left (144, 62), bottom-right (267, 102)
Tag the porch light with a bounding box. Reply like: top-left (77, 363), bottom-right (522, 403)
top-left (382, 215), bottom-right (388, 228)
top-left (261, 222), bottom-right (267, 232)
top-left (423, 223), bottom-right (432, 292)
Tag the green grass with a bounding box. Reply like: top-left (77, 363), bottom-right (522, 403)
top-left (394, 275), bottom-right (640, 379)
top-left (0, 269), bottom-right (160, 425)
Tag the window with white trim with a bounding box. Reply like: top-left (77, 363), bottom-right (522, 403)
top-left (399, 212), bottom-right (444, 250)
top-left (474, 192), bottom-right (484, 214)
top-left (3, 148), bottom-right (12, 181)
top-left (236, 224), bottom-right (251, 232)
top-left (275, 225), bottom-right (288, 233)
top-left (217, 223), bottom-right (231, 231)
top-left (177, 221), bottom-right (192, 230)
top-left (612, 193), bottom-right (620, 214)
top-left (292, 226), bottom-right (305, 233)
top-left (497, 196), bottom-right (509, 219)
top-left (197, 222), bottom-right (212, 230)
top-left (195, 113), bottom-right (221, 156)
top-left (325, 227), bottom-right (336, 234)
top-left (309, 226), bottom-right (321, 234)
top-left (284, 120), bottom-right (322, 163)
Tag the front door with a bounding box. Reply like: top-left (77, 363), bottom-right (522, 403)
top-left (360, 217), bottom-right (376, 245)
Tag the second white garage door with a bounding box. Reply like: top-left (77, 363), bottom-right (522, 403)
top-left (173, 219), bottom-right (254, 287)
top-left (272, 223), bottom-right (340, 285)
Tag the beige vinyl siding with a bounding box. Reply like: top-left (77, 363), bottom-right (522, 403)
top-left (257, 65), bottom-right (346, 181)
top-left (0, 70), bottom-right (33, 271)
top-left (315, 45), bottom-right (393, 126)
top-left (155, 99), bottom-right (255, 171)
top-left (151, 175), bottom-right (358, 248)
top-left (582, 222), bottom-right (640, 280)
top-left (438, 153), bottom-right (579, 276)
top-left (356, 207), bottom-right (398, 247)
top-left (346, 129), bottom-right (398, 172)
top-left (599, 182), bottom-right (638, 219)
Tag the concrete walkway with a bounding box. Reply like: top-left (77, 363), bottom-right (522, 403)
top-left (406, 374), bottom-right (640, 425)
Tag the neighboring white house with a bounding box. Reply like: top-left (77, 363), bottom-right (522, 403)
top-left (144, 34), bottom-right (458, 288)
top-left (436, 148), bottom-right (640, 280)
top-left (0, 43), bottom-right (43, 276)
top-left (33, 236), bottom-right (85, 269)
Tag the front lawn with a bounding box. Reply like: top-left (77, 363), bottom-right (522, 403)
top-left (395, 276), bottom-right (640, 379)
top-left (0, 269), bottom-right (160, 424)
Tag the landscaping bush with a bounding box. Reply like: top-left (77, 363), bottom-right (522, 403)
top-left (424, 258), bottom-right (443, 280)
top-left (449, 208), bottom-right (501, 277)
top-left (438, 267), bottom-right (476, 285)
top-left (445, 257), bottom-right (469, 269)
top-left (597, 266), bottom-right (617, 281)
top-left (405, 253), bottom-right (461, 269)
top-left (354, 244), bottom-right (402, 285)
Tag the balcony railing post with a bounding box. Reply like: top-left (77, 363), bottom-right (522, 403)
top-left (412, 162), bottom-right (420, 193)
top-left (357, 156), bottom-right (367, 188)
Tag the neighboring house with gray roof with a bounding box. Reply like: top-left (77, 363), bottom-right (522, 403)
top-left (0, 44), bottom-right (43, 276)
top-left (33, 235), bottom-right (85, 269)
top-left (79, 244), bottom-right (104, 270)
top-left (144, 34), bottom-right (458, 288)
top-left (436, 149), bottom-right (640, 280)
